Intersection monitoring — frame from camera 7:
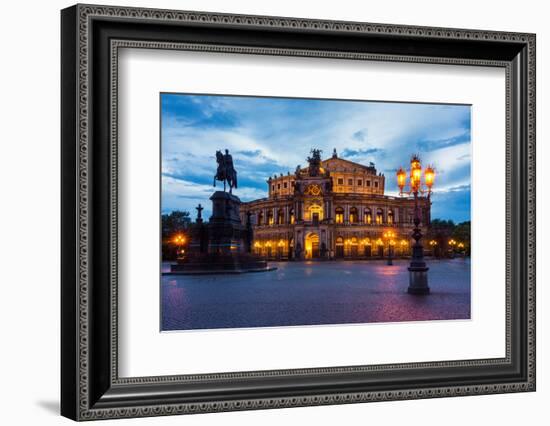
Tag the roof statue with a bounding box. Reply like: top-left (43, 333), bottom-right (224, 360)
top-left (307, 148), bottom-right (323, 177)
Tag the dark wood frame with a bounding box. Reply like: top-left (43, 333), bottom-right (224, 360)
top-left (61, 4), bottom-right (536, 421)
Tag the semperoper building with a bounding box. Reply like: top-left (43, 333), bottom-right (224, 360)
top-left (239, 149), bottom-right (430, 260)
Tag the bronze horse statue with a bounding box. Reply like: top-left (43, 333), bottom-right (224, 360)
top-left (214, 149), bottom-right (238, 193)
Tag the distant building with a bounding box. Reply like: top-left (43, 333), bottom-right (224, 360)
top-left (240, 149), bottom-right (431, 260)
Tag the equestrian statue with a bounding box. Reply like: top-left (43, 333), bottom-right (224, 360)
top-left (214, 149), bottom-right (238, 193)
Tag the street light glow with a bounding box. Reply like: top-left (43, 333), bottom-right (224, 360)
top-left (397, 155), bottom-right (435, 196)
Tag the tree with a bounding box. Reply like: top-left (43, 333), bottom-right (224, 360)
top-left (162, 210), bottom-right (191, 239)
top-left (161, 211), bottom-right (192, 261)
top-left (430, 218), bottom-right (455, 229)
top-left (452, 221), bottom-right (471, 254)
top-left (426, 219), bottom-right (454, 258)
top-left (427, 219), bottom-right (471, 258)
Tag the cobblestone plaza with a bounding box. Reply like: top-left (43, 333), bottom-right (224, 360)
top-left (162, 259), bottom-right (470, 331)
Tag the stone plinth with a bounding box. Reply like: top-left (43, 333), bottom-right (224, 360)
top-left (170, 253), bottom-right (274, 275)
top-left (167, 191), bottom-right (274, 275)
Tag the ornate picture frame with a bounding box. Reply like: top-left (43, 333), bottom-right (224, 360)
top-left (61, 4), bottom-right (535, 421)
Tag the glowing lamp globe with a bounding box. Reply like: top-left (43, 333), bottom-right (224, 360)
top-left (396, 167), bottom-right (407, 192)
top-left (425, 165), bottom-right (435, 189)
top-left (410, 155), bottom-right (422, 190)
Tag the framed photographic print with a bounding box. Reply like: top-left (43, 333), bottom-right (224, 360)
top-left (61, 4), bottom-right (536, 421)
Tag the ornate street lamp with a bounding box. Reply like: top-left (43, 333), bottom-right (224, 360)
top-left (397, 155), bottom-right (435, 295)
top-left (457, 241), bottom-right (466, 258)
top-left (429, 239), bottom-right (438, 257)
top-left (448, 238), bottom-right (457, 258)
top-left (399, 239), bottom-right (409, 257)
top-left (173, 234), bottom-right (186, 259)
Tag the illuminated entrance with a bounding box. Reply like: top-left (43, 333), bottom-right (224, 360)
top-left (305, 232), bottom-right (320, 259)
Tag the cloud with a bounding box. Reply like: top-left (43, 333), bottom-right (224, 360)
top-left (237, 149), bottom-right (262, 157)
top-left (161, 94), bottom-right (471, 222)
top-left (341, 148), bottom-right (381, 157)
top-left (430, 184), bottom-right (471, 224)
top-left (352, 129), bottom-right (368, 142)
top-left (416, 131), bottom-right (470, 151)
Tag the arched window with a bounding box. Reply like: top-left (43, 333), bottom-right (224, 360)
top-left (363, 238), bottom-right (372, 257)
top-left (308, 204), bottom-right (323, 224)
top-left (257, 211), bottom-right (264, 226)
top-left (267, 210), bottom-right (274, 225)
top-left (388, 209), bottom-right (394, 225)
top-left (364, 208), bottom-right (372, 224)
top-left (376, 208), bottom-right (383, 224)
top-left (349, 207), bottom-right (358, 224)
top-left (350, 237), bottom-right (359, 257)
top-left (335, 236), bottom-right (344, 258)
top-left (277, 209), bottom-right (284, 225)
top-left (289, 208), bottom-right (295, 224)
top-left (335, 207), bottom-right (344, 224)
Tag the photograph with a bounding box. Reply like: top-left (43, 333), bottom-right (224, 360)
top-left (160, 93), bottom-right (472, 331)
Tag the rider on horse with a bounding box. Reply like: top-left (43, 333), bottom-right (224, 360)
top-left (214, 149), bottom-right (238, 193)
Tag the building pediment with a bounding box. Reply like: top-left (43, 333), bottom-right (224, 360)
top-left (321, 157), bottom-right (377, 174)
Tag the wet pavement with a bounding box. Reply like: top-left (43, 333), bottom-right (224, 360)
top-left (161, 258), bottom-right (470, 331)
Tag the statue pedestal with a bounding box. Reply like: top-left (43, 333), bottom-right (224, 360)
top-left (168, 191), bottom-right (274, 275)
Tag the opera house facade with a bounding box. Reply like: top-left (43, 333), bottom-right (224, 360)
top-left (240, 149), bottom-right (431, 260)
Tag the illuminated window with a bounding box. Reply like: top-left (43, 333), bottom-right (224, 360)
top-left (376, 208), bottom-right (383, 224)
top-left (335, 207), bottom-right (344, 224)
top-left (277, 209), bottom-right (284, 225)
top-left (267, 211), bottom-right (274, 225)
top-left (289, 208), bottom-right (295, 224)
top-left (364, 208), bottom-right (372, 224)
top-left (388, 209), bottom-right (394, 224)
top-left (349, 207), bottom-right (358, 223)
top-left (308, 205), bottom-right (323, 223)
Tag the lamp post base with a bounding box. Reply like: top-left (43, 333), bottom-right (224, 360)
top-left (407, 265), bottom-right (430, 295)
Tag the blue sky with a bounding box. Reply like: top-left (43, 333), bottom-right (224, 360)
top-left (161, 93), bottom-right (471, 223)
